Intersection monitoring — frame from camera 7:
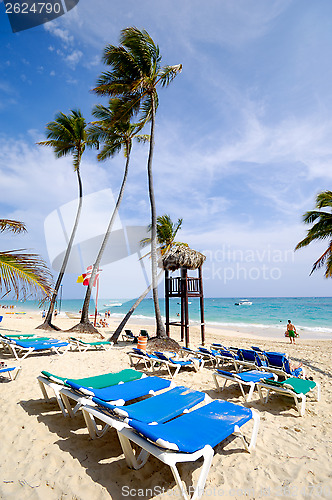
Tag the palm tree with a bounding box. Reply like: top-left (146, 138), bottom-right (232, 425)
top-left (36, 109), bottom-right (96, 330)
top-left (68, 101), bottom-right (149, 333)
top-left (93, 27), bottom-right (182, 337)
top-left (295, 190), bottom-right (332, 277)
top-left (141, 214), bottom-right (185, 255)
top-left (110, 214), bottom-right (185, 343)
top-left (0, 219), bottom-right (53, 300)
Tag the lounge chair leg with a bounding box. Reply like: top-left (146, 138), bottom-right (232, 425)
top-left (38, 379), bottom-right (50, 400)
top-left (233, 410), bottom-right (260, 452)
top-left (168, 445), bottom-right (214, 500)
top-left (316, 383), bottom-right (321, 402)
top-left (59, 392), bottom-right (75, 418)
top-left (246, 382), bottom-right (255, 402)
top-left (118, 433), bottom-right (150, 469)
top-left (295, 395), bottom-right (306, 417)
top-left (82, 408), bottom-right (110, 439)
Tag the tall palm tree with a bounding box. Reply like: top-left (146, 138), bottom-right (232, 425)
top-left (295, 190), bottom-right (332, 277)
top-left (36, 109), bottom-right (96, 330)
top-left (93, 27), bottom-right (182, 337)
top-left (0, 219), bottom-right (53, 300)
top-left (69, 101), bottom-right (148, 333)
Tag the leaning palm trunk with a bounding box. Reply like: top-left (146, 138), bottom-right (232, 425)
top-left (148, 97), bottom-right (166, 337)
top-left (68, 154), bottom-right (130, 333)
top-left (110, 269), bottom-right (164, 343)
top-left (36, 169), bottom-right (83, 331)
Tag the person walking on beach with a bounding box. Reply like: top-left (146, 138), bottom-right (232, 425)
top-left (286, 320), bottom-right (297, 344)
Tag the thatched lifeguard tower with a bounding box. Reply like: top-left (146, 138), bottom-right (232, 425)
top-left (162, 246), bottom-right (206, 347)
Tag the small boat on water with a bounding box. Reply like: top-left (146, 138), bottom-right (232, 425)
top-left (234, 299), bottom-right (252, 306)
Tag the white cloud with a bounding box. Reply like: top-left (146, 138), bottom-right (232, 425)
top-left (44, 22), bottom-right (74, 45)
top-left (64, 49), bottom-right (83, 69)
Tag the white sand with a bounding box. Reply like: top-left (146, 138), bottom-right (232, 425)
top-left (0, 312), bottom-right (331, 500)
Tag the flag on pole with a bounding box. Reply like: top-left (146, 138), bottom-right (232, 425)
top-left (77, 266), bottom-right (101, 287)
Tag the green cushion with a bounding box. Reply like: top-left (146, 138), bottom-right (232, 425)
top-left (263, 377), bottom-right (316, 395)
top-left (282, 377), bottom-right (316, 394)
top-left (41, 368), bottom-right (142, 388)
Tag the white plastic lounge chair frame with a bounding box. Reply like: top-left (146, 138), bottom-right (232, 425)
top-left (213, 370), bottom-right (277, 402)
top-left (81, 399), bottom-right (259, 500)
top-left (121, 330), bottom-right (136, 342)
top-left (257, 380), bottom-right (321, 416)
top-left (153, 352), bottom-right (204, 379)
top-left (0, 365), bottom-right (21, 381)
top-left (37, 373), bottom-right (71, 416)
top-left (68, 337), bottom-right (113, 352)
top-left (127, 349), bottom-right (159, 371)
top-left (118, 409), bottom-right (259, 500)
top-left (2, 338), bottom-right (69, 360)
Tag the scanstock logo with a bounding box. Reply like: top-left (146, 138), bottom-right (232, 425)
top-left (4, 0), bottom-right (79, 33)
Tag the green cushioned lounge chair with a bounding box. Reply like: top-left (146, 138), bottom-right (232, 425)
top-left (257, 377), bottom-right (320, 416)
top-left (37, 368), bottom-right (143, 417)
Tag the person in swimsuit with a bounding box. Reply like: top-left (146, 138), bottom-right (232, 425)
top-left (286, 319), bottom-right (297, 344)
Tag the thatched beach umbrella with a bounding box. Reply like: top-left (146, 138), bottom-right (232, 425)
top-left (162, 245), bottom-right (206, 271)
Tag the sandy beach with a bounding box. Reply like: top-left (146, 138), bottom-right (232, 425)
top-left (0, 312), bottom-right (331, 500)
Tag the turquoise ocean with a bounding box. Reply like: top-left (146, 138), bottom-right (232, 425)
top-left (1, 296), bottom-right (332, 339)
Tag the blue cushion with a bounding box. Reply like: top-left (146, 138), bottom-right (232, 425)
top-left (67, 376), bottom-right (171, 402)
top-left (129, 400), bottom-right (253, 453)
top-left (93, 386), bottom-right (206, 424)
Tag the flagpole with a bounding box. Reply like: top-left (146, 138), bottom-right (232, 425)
top-left (94, 275), bottom-right (100, 327)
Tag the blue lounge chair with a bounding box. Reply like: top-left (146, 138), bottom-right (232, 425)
top-left (2, 337), bottom-right (69, 360)
top-left (127, 348), bottom-right (161, 371)
top-left (121, 330), bottom-right (137, 342)
top-left (234, 349), bottom-right (267, 372)
top-left (153, 351), bottom-right (204, 378)
top-left (60, 375), bottom-right (174, 418)
top-left (210, 347), bottom-right (239, 369)
top-left (118, 399), bottom-right (260, 500)
top-left (263, 352), bottom-right (305, 379)
top-left (81, 385), bottom-right (209, 439)
top-left (213, 369), bottom-right (277, 402)
top-left (257, 377), bottom-right (320, 416)
top-left (37, 368), bottom-right (143, 417)
top-left (197, 347), bottom-right (221, 367)
top-left (0, 364), bottom-right (21, 381)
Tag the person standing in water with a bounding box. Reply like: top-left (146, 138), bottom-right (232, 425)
top-left (286, 319), bottom-right (297, 344)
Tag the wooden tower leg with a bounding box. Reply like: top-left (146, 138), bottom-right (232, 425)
top-left (165, 270), bottom-right (170, 337)
top-left (199, 266), bottom-right (205, 345)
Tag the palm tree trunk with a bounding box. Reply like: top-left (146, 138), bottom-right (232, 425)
top-left (36, 168), bottom-right (83, 331)
top-left (68, 152), bottom-right (131, 334)
top-left (109, 269), bottom-right (164, 343)
top-left (147, 96), bottom-right (166, 338)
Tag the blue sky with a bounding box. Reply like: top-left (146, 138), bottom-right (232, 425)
top-left (1, 0), bottom-right (332, 299)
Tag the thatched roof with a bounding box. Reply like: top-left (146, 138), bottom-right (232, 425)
top-left (162, 245), bottom-right (206, 271)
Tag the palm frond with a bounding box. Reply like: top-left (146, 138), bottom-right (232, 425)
top-left (0, 219), bottom-right (26, 234)
top-left (158, 64), bottom-right (183, 87)
top-left (316, 190), bottom-right (332, 210)
top-left (0, 250), bottom-right (53, 300)
top-left (310, 243), bottom-right (332, 275)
